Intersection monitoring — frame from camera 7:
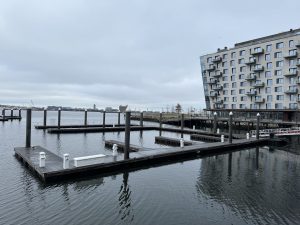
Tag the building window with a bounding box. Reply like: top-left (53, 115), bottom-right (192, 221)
top-left (265, 87), bottom-right (271, 93)
top-left (232, 68), bottom-right (236, 74)
top-left (239, 58), bottom-right (245, 64)
top-left (223, 83), bottom-right (229, 88)
top-left (230, 60), bottom-right (235, 66)
top-left (276, 61), bottom-right (283, 67)
top-left (276, 95), bottom-right (284, 100)
top-left (239, 104), bottom-right (246, 109)
top-left (240, 66), bottom-right (246, 72)
top-left (266, 44), bottom-right (272, 52)
top-left (276, 42), bottom-right (284, 49)
top-left (276, 78), bottom-right (284, 84)
top-left (275, 86), bottom-right (283, 92)
top-left (232, 82), bottom-right (237, 88)
top-left (265, 71), bottom-right (272, 78)
top-left (266, 103), bottom-right (272, 109)
top-left (289, 103), bottom-right (297, 109)
top-left (231, 75), bottom-right (236, 81)
top-left (240, 81), bottom-right (246, 87)
top-left (231, 90), bottom-right (236, 95)
top-left (223, 54), bottom-right (228, 59)
top-left (289, 77), bottom-right (296, 85)
top-left (222, 61), bottom-right (228, 67)
top-left (267, 62), bottom-right (272, 69)
top-left (267, 79), bottom-right (273, 86)
top-left (275, 70), bottom-right (282, 76)
top-left (232, 97), bottom-right (237, 102)
top-left (223, 90), bottom-right (228, 95)
top-left (289, 59), bottom-right (296, 67)
top-left (275, 103), bottom-right (283, 109)
top-left (231, 104), bottom-right (236, 109)
top-left (253, 47), bottom-right (262, 53)
top-left (231, 52), bottom-right (236, 58)
top-left (241, 96), bottom-right (247, 101)
top-left (240, 50), bottom-right (246, 56)
top-left (207, 57), bottom-right (212, 63)
top-left (274, 52), bottom-right (282, 58)
top-left (239, 74), bottom-right (245, 79)
top-left (265, 54), bottom-right (271, 61)
top-left (223, 76), bottom-right (228, 81)
top-left (224, 97), bottom-right (229, 101)
top-left (290, 94), bottom-right (296, 101)
top-left (223, 69), bottom-right (228, 74)
top-left (239, 89), bottom-right (245, 94)
top-left (267, 95), bottom-right (272, 102)
top-left (289, 40), bottom-right (294, 48)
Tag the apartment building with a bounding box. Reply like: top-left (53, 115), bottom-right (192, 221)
top-left (200, 28), bottom-right (300, 111)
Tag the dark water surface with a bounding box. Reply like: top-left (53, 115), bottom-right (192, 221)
top-left (0, 111), bottom-right (300, 225)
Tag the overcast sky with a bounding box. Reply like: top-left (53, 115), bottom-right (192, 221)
top-left (1, 0), bottom-right (300, 110)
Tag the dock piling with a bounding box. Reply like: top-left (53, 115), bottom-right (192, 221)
top-left (112, 144), bottom-right (118, 156)
top-left (180, 138), bottom-right (184, 148)
top-left (58, 108), bottom-right (61, 129)
top-left (229, 111), bottom-right (233, 143)
top-left (159, 113), bottom-right (162, 136)
top-left (103, 111), bottom-right (106, 128)
top-left (43, 109), bottom-right (47, 126)
top-left (213, 112), bottom-right (217, 133)
top-left (19, 109), bottom-right (22, 118)
top-left (2, 109), bottom-right (5, 119)
top-left (124, 111), bottom-right (130, 160)
top-left (256, 113), bottom-right (260, 140)
top-left (11, 109), bottom-right (13, 117)
top-left (181, 113), bottom-right (184, 138)
top-left (246, 133), bottom-right (250, 140)
top-left (25, 108), bottom-right (32, 148)
top-left (118, 112), bottom-right (121, 125)
top-left (84, 109), bottom-right (88, 126)
top-left (140, 111), bottom-right (143, 127)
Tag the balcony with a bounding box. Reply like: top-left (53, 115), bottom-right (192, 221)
top-left (246, 90), bottom-right (257, 96)
top-left (245, 73), bottom-right (256, 81)
top-left (212, 71), bottom-right (222, 78)
top-left (285, 88), bottom-right (298, 94)
top-left (284, 52), bottom-right (298, 58)
top-left (213, 85), bottom-right (223, 91)
top-left (252, 82), bottom-right (265, 88)
top-left (245, 58), bottom-right (256, 65)
top-left (208, 92), bottom-right (218, 97)
top-left (206, 65), bottom-right (215, 71)
top-left (212, 56), bottom-right (222, 63)
top-left (207, 79), bottom-right (217, 84)
top-left (254, 98), bottom-right (265, 103)
top-left (253, 65), bottom-right (264, 72)
top-left (251, 48), bottom-right (264, 55)
top-left (284, 70), bottom-right (298, 77)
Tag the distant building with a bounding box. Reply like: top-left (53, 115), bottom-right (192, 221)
top-left (200, 28), bottom-right (300, 111)
top-left (93, 104), bottom-right (97, 110)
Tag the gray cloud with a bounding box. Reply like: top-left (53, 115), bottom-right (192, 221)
top-left (0, 0), bottom-right (299, 110)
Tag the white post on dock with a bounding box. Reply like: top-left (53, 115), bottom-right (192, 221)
top-left (39, 152), bottom-right (46, 168)
top-left (180, 138), bottom-right (184, 148)
top-left (112, 123), bottom-right (115, 128)
top-left (229, 111), bottom-right (233, 144)
top-left (246, 133), bottom-right (250, 140)
top-left (221, 135), bottom-right (224, 143)
top-left (193, 125), bottom-right (195, 130)
top-left (112, 144), bottom-right (118, 156)
top-left (213, 112), bottom-right (217, 133)
top-left (217, 128), bottom-right (220, 134)
top-left (256, 113), bottom-right (260, 140)
top-left (63, 154), bottom-right (70, 169)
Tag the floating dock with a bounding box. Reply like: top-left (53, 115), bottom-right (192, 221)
top-left (154, 136), bottom-right (199, 146)
top-left (35, 124), bottom-right (133, 129)
top-left (15, 138), bottom-right (271, 182)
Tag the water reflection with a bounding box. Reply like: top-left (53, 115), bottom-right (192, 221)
top-left (118, 172), bottom-right (134, 222)
top-left (196, 148), bottom-right (300, 224)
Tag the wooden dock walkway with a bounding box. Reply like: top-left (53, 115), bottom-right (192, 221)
top-left (35, 124), bottom-right (132, 129)
top-left (14, 138), bottom-right (271, 182)
top-left (104, 140), bottom-right (153, 152)
top-left (154, 136), bottom-right (199, 146)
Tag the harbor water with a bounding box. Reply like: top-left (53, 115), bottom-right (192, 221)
top-left (0, 111), bottom-right (300, 225)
